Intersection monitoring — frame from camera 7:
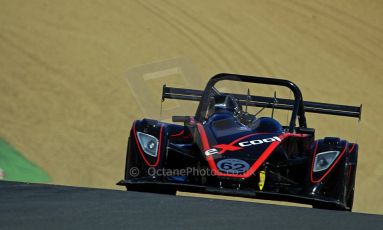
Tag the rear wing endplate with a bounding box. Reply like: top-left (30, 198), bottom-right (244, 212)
top-left (162, 85), bottom-right (362, 120)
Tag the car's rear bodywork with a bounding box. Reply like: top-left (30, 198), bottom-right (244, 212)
top-left (118, 73), bottom-right (361, 211)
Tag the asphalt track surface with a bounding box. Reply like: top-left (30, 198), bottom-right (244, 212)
top-left (1, 181), bottom-right (382, 230)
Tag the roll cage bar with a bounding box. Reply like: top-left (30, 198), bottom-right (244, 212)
top-left (162, 73), bottom-right (362, 133)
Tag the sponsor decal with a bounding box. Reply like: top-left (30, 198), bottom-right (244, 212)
top-left (204, 136), bottom-right (281, 156)
top-left (216, 158), bottom-right (250, 174)
top-left (258, 170), bottom-right (266, 190)
top-left (238, 136), bottom-right (281, 147)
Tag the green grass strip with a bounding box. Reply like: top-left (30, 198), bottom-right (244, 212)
top-left (0, 138), bottom-right (50, 183)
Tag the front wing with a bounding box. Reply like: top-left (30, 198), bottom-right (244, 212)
top-left (117, 178), bottom-right (347, 209)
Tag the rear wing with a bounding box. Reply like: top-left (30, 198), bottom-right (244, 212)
top-left (162, 85), bottom-right (362, 120)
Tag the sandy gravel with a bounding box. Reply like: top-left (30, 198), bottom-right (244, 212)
top-left (0, 0), bottom-right (382, 214)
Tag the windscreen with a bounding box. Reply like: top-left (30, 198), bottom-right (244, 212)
top-left (208, 79), bottom-right (294, 128)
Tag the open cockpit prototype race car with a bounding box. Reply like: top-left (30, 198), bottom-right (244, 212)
top-left (118, 73), bottom-right (362, 211)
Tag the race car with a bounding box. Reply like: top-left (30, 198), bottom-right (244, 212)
top-left (118, 73), bottom-right (361, 211)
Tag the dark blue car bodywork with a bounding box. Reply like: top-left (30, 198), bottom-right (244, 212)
top-left (118, 73), bottom-right (361, 211)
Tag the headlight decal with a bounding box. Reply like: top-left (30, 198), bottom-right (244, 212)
top-left (133, 121), bottom-right (163, 167)
top-left (310, 141), bottom-right (348, 183)
top-left (136, 132), bottom-right (159, 157)
top-left (313, 151), bottom-right (340, 172)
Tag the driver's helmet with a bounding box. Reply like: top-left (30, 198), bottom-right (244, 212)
top-left (214, 95), bottom-right (242, 113)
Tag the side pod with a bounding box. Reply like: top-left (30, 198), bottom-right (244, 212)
top-left (124, 119), bottom-right (168, 180)
top-left (308, 137), bottom-right (358, 210)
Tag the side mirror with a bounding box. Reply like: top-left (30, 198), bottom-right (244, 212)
top-left (172, 116), bottom-right (193, 123)
top-left (295, 127), bottom-right (315, 135)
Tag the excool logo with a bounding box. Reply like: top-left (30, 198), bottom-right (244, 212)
top-left (238, 136), bottom-right (281, 147)
top-left (204, 136), bottom-right (281, 156)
